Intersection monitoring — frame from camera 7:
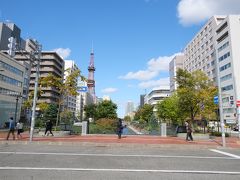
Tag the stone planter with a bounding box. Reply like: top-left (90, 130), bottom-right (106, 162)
top-left (38, 131), bottom-right (70, 137)
top-left (160, 123), bottom-right (167, 137)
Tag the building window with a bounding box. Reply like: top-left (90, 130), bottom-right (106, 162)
top-left (216, 22), bottom-right (228, 34)
top-left (0, 60), bottom-right (23, 76)
top-left (219, 52), bottom-right (230, 62)
top-left (211, 60), bottom-right (215, 66)
top-left (218, 41), bottom-right (229, 52)
top-left (220, 63), bottom-right (231, 72)
top-left (0, 87), bottom-right (20, 96)
top-left (220, 73), bottom-right (232, 82)
top-left (0, 74), bottom-right (22, 87)
top-left (221, 84), bottom-right (233, 92)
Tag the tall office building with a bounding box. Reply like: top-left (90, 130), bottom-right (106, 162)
top-left (0, 22), bottom-right (25, 51)
top-left (0, 52), bottom-right (25, 127)
top-left (169, 55), bottom-right (184, 94)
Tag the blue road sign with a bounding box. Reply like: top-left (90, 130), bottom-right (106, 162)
top-left (77, 86), bottom-right (88, 92)
top-left (214, 95), bottom-right (218, 104)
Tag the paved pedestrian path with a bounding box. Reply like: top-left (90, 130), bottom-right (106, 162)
top-left (0, 131), bottom-right (240, 148)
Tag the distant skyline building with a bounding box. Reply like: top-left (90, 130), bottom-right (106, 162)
top-left (125, 101), bottom-right (134, 116)
top-left (139, 94), bottom-right (146, 108)
top-left (87, 48), bottom-right (96, 103)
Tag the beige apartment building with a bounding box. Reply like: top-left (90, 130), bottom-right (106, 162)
top-left (15, 51), bottom-right (64, 105)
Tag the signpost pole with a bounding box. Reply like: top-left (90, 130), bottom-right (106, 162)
top-left (237, 100), bottom-right (240, 138)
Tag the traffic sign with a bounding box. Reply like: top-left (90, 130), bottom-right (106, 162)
top-left (214, 96), bottom-right (218, 104)
top-left (237, 100), bottom-right (240, 107)
top-left (77, 86), bottom-right (88, 92)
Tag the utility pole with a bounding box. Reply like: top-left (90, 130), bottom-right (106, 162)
top-left (29, 42), bottom-right (42, 142)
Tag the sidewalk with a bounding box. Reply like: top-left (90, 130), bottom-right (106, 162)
top-left (0, 131), bottom-right (240, 148)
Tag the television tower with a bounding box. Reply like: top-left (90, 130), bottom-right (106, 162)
top-left (87, 47), bottom-right (96, 103)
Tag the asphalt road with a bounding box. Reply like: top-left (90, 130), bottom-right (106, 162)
top-left (0, 143), bottom-right (240, 180)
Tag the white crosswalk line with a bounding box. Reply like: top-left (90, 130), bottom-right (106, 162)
top-left (210, 149), bottom-right (240, 159)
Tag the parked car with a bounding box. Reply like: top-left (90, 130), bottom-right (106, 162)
top-left (233, 125), bottom-right (239, 131)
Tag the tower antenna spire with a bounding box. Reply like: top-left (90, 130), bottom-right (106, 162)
top-left (91, 40), bottom-right (94, 54)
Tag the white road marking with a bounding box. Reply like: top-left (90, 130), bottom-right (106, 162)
top-left (210, 149), bottom-right (240, 159)
top-left (0, 151), bottom-right (235, 160)
top-left (0, 167), bottom-right (240, 175)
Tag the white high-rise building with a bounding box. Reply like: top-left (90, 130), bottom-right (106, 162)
top-left (169, 55), bottom-right (184, 94)
top-left (170, 15), bottom-right (240, 124)
top-left (144, 86), bottom-right (170, 112)
top-left (215, 15), bottom-right (240, 124)
top-left (64, 60), bottom-right (79, 115)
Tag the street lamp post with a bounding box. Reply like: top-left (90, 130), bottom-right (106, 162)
top-left (14, 95), bottom-right (20, 123)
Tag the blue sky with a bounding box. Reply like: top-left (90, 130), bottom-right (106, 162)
top-left (1, 0), bottom-right (240, 117)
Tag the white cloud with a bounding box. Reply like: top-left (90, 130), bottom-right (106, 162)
top-left (119, 70), bottom-right (158, 81)
top-left (119, 53), bottom-right (181, 81)
top-left (177, 0), bottom-right (240, 26)
top-left (138, 77), bottom-right (170, 89)
top-left (101, 88), bottom-right (118, 94)
top-left (53, 48), bottom-right (71, 59)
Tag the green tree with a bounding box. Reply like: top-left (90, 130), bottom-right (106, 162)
top-left (156, 93), bottom-right (184, 125)
top-left (134, 104), bottom-right (154, 125)
top-left (60, 109), bottom-right (74, 124)
top-left (43, 104), bottom-right (58, 124)
top-left (176, 69), bottom-right (217, 123)
top-left (124, 115), bottom-right (131, 122)
top-left (40, 69), bottom-right (85, 126)
top-left (84, 104), bottom-right (97, 120)
top-left (96, 100), bottom-right (118, 120)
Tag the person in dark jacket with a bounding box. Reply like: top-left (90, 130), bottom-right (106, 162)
top-left (6, 117), bottom-right (15, 140)
top-left (44, 120), bottom-right (54, 136)
top-left (117, 118), bottom-right (123, 139)
top-left (185, 121), bottom-right (193, 141)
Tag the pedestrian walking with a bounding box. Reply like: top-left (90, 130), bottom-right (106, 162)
top-left (44, 120), bottom-right (54, 136)
top-left (16, 121), bottom-right (24, 139)
top-left (117, 118), bottom-right (123, 139)
top-left (185, 121), bottom-right (193, 141)
top-left (6, 117), bottom-right (15, 140)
